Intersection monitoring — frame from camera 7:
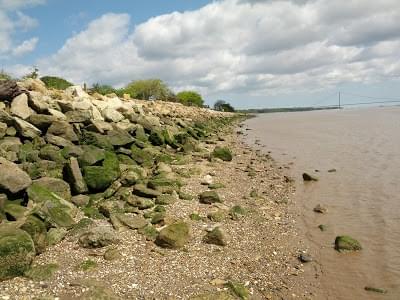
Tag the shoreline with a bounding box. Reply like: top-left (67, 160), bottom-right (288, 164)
top-left (0, 118), bottom-right (313, 299)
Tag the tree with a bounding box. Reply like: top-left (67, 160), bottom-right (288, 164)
top-left (90, 83), bottom-right (124, 96)
top-left (23, 66), bottom-right (39, 80)
top-left (124, 79), bottom-right (171, 101)
top-left (40, 76), bottom-right (73, 90)
top-left (214, 100), bottom-right (235, 112)
top-left (176, 91), bottom-right (204, 107)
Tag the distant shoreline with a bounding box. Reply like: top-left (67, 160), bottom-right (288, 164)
top-left (239, 106), bottom-right (341, 114)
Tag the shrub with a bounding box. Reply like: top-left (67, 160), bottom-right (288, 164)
top-left (0, 70), bottom-right (12, 81)
top-left (176, 91), bottom-right (204, 107)
top-left (124, 79), bottom-right (171, 101)
top-left (90, 83), bottom-right (124, 96)
top-left (40, 76), bottom-right (73, 90)
top-left (214, 100), bottom-right (235, 112)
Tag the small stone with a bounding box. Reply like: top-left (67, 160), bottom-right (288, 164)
top-left (302, 173), bottom-right (318, 181)
top-left (104, 248), bottom-right (122, 261)
top-left (201, 175), bottom-right (213, 185)
top-left (328, 168), bottom-right (337, 173)
top-left (79, 226), bottom-right (119, 248)
top-left (212, 147), bottom-right (233, 161)
top-left (204, 227), bottom-right (227, 246)
top-left (364, 286), bottom-right (387, 294)
top-left (318, 224), bottom-right (328, 231)
top-left (71, 194), bottom-right (90, 207)
top-left (299, 253), bottom-right (313, 263)
top-left (10, 93), bottom-right (32, 119)
top-left (0, 158), bottom-right (32, 193)
top-left (313, 204), bottom-right (327, 214)
top-left (199, 191), bottom-right (222, 204)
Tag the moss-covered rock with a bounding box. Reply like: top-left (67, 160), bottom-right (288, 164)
top-left (155, 194), bottom-right (177, 205)
top-left (126, 196), bottom-right (155, 210)
top-left (208, 183), bottom-right (225, 190)
top-left (106, 129), bottom-right (134, 146)
top-left (207, 210), bottom-right (226, 222)
top-left (33, 177), bottom-right (71, 201)
top-left (117, 213), bottom-right (148, 230)
top-left (132, 184), bottom-right (161, 199)
top-left (39, 144), bottom-right (65, 164)
top-left (83, 152), bottom-right (120, 191)
top-left (78, 145), bottom-right (105, 166)
top-left (46, 228), bottom-right (67, 246)
top-left (78, 226), bottom-right (118, 248)
top-left (24, 263), bottom-right (58, 281)
top-left (27, 184), bottom-right (76, 228)
top-left (225, 281), bottom-right (249, 300)
top-left (335, 235), bottom-right (362, 252)
top-left (204, 227), bottom-right (227, 246)
top-left (0, 227), bottom-right (36, 280)
top-left (131, 145), bottom-right (154, 167)
top-left (80, 130), bottom-right (113, 151)
top-left (104, 248), bottom-right (122, 261)
top-left (4, 203), bottom-right (27, 220)
top-left (20, 215), bottom-right (47, 254)
top-left (138, 224), bottom-right (158, 241)
top-left (199, 191), bottom-right (222, 204)
top-left (149, 129), bottom-right (165, 146)
top-left (212, 147), bottom-right (233, 161)
top-left (148, 176), bottom-right (183, 194)
top-left (18, 143), bottom-right (40, 163)
top-left (155, 222), bottom-right (190, 249)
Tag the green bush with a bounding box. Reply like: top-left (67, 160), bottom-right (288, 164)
top-left (0, 70), bottom-right (12, 81)
top-left (176, 91), bottom-right (204, 107)
top-left (214, 100), bottom-right (235, 112)
top-left (40, 76), bottom-right (73, 90)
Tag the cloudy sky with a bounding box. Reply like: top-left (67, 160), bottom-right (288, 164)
top-left (1, 0), bottom-right (400, 108)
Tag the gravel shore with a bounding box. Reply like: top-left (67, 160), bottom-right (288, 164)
top-left (0, 123), bottom-right (315, 300)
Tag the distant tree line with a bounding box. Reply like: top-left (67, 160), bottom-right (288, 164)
top-left (0, 68), bottom-right (236, 111)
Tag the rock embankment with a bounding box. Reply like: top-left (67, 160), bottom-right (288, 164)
top-left (0, 78), bottom-right (235, 279)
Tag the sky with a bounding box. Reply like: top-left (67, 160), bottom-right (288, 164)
top-left (1, 0), bottom-right (400, 109)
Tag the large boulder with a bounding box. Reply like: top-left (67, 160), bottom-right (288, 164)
top-left (155, 222), bottom-right (190, 249)
top-left (14, 117), bottom-right (41, 139)
top-left (78, 145), bottom-right (105, 166)
top-left (27, 114), bottom-right (56, 131)
top-left (47, 121), bottom-right (78, 142)
top-left (0, 227), bottom-right (36, 280)
top-left (20, 215), bottom-right (47, 254)
top-left (33, 177), bottom-right (71, 200)
top-left (83, 152), bottom-right (120, 191)
top-left (27, 184), bottom-right (76, 228)
top-left (0, 158), bottom-right (32, 193)
top-left (10, 93), bottom-right (32, 119)
top-left (0, 80), bottom-right (25, 102)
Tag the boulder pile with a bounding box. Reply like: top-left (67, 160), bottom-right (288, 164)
top-left (0, 78), bottom-right (237, 281)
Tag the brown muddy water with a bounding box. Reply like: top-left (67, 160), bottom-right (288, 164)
top-left (244, 107), bottom-right (400, 300)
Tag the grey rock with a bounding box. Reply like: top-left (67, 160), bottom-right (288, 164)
top-left (27, 114), bottom-right (56, 131)
top-left (78, 226), bottom-right (119, 248)
top-left (71, 194), bottom-right (90, 207)
top-left (10, 93), bottom-right (32, 119)
top-left (33, 177), bottom-right (72, 200)
top-left (0, 122), bottom-right (7, 138)
top-left (47, 121), bottom-right (78, 142)
top-left (64, 157), bottom-right (88, 194)
top-left (14, 117), bottom-right (41, 139)
top-left (0, 158), bottom-right (32, 193)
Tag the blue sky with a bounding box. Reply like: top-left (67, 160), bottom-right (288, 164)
top-left (1, 0), bottom-right (400, 108)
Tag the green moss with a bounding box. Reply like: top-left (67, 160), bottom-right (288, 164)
top-left (212, 147), bottom-right (233, 161)
top-left (39, 145), bottom-right (65, 164)
top-left (179, 191), bottom-right (193, 201)
top-left (155, 222), bottom-right (190, 249)
top-left (83, 152), bottom-right (120, 191)
top-left (80, 131), bottom-right (114, 151)
top-left (20, 215), bottom-right (47, 254)
top-left (207, 210), bottom-right (226, 222)
top-left (208, 183), bottom-right (225, 190)
top-left (189, 213), bottom-right (203, 221)
top-left (199, 191), bottom-right (222, 204)
top-left (18, 143), bottom-right (39, 163)
top-left (24, 263), bottom-right (58, 281)
top-left (82, 207), bottom-right (105, 220)
top-left (138, 224), bottom-right (158, 241)
top-left (77, 259), bottom-right (97, 271)
top-left (131, 145), bottom-right (154, 167)
top-left (225, 281), bottom-right (249, 300)
top-left (0, 228), bottom-right (35, 280)
top-left (335, 235), bottom-right (362, 252)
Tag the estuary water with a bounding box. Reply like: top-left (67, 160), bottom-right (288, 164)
top-left (244, 107), bottom-right (400, 299)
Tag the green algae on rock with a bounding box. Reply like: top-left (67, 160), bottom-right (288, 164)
top-left (212, 146), bottom-right (233, 161)
top-left (0, 227), bottom-right (36, 280)
top-left (155, 222), bottom-right (190, 249)
top-left (199, 191), bottom-right (222, 204)
top-left (335, 235), bottom-right (362, 252)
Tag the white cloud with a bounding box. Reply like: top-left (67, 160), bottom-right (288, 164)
top-left (37, 0), bottom-right (400, 97)
top-left (0, 1), bottom-right (43, 59)
top-left (12, 37), bottom-right (38, 56)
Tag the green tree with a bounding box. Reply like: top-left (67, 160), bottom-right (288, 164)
top-left (90, 83), bottom-right (122, 96)
top-left (40, 76), bottom-right (73, 90)
top-left (124, 79), bottom-right (171, 101)
top-left (214, 100), bottom-right (235, 112)
top-left (23, 66), bottom-right (39, 79)
top-left (176, 91), bottom-right (204, 107)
